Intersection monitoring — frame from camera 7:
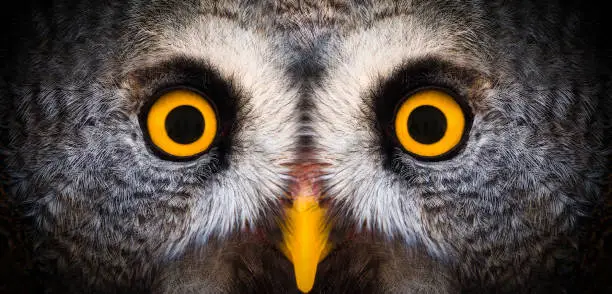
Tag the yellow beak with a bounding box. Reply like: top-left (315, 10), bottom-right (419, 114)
top-left (280, 195), bottom-right (332, 293)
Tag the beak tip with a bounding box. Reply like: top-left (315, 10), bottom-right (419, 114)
top-left (296, 279), bottom-right (314, 293)
top-left (294, 263), bottom-right (317, 293)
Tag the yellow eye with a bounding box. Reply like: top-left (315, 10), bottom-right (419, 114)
top-left (146, 89), bottom-right (217, 158)
top-left (394, 89), bottom-right (466, 158)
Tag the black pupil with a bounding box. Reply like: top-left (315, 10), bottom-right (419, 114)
top-left (407, 105), bottom-right (447, 144)
top-left (165, 105), bottom-right (205, 144)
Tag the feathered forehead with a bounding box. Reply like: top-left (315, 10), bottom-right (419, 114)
top-left (135, 0), bottom-right (422, 31)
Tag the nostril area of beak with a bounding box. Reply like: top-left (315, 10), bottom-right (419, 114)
top-left (285, 162), bottom-right (329, 199)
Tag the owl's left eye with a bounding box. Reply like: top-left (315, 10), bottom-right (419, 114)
top-left (145, 89), bottom-right (218, 158)
top-left (393, 89), bottom-right (466, 159)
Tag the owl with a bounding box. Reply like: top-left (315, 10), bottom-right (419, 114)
top-left (0, 0), bottom-right (610, 293)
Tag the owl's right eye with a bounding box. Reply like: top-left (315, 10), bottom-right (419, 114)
top-left (145, 89), bottom-right (218, 158)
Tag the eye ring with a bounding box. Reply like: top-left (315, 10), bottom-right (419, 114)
top-left (146, 89), bottom-right (218, 158)
top-left (394, 88), bottom-right (466, 158)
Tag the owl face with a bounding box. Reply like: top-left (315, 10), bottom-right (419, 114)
top-left (313, 7), bottom-right (608, 289)
top-left (1, 3), bottom-right (301, 289)
top-left (1, 0), bottom-right (609, 293)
